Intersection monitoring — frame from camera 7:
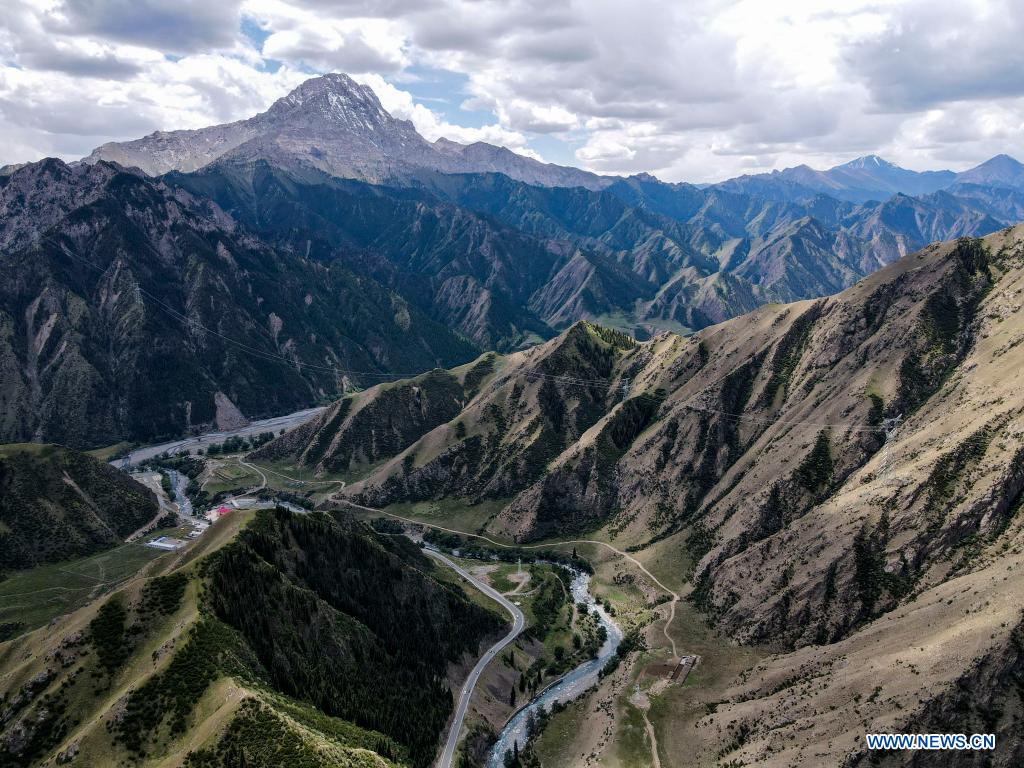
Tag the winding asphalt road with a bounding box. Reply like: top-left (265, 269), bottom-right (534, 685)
top-left (425, 548), bottom-right (525, 768)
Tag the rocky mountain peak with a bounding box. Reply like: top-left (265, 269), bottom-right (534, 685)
top-left (957, 153), bottom-right (1024, 187)
top-left (263, 73), bottom-right (393, 131)
top-left (839, 154), bottom-right (896, 169)
top-left (82, 72), bottom-right (607, 189)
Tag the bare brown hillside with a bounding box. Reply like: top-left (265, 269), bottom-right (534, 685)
top-left (259, 224), bottom-right (1024, 765)
top-left (315, 226), bottom-right (1020, 648)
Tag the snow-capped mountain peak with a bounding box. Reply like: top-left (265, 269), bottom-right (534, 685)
top-left (839, 154), bottom-right (896, 170)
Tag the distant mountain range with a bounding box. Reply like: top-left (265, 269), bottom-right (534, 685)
top-left (708, 152), bottom-right (1024, 203)
top-left (2, 72), bottom-right (1023, 446)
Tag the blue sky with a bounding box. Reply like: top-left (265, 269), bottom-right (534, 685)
top-left (2, 0), bottom-right (1023, 182)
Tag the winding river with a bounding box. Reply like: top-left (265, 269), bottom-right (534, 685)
top-left (486, 571), bottom-right (623, 767)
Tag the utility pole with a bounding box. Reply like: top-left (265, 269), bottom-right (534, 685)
top-left (881, 415), bottom-right (903, 485)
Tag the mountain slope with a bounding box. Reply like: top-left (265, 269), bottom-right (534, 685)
top-left (273, 225), bottom-right (1024, 766)
top-left (0, 507), bottom-right (504, 768)
top-left (0, 158), bottom-right (476, 447)
top-left (166, 160), bottom-right (565, 350)
top-left (712, 155), bottom-right (956, 203)
top-left (81, 73), bottom-right (1020, 350)
top-left (838, 190), bottom-right (1006, 262)
top-left (265, 225), bottom-right (1020, 650)
top-left (707, 153), bottom-right (1024, 205)
top-left (953, 153), bottom-right (1024, 188)
top-left (251, 353), bottom-right (500, 479)
top-left (169, 160), bottom-right (898, 344)
top-left (0, 443), bottom-right (157, 573)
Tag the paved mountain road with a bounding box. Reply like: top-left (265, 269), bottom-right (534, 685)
top-left (425, 548), bottom-right (525, 768)
top-left (114, 407), bottom-right (324, 467)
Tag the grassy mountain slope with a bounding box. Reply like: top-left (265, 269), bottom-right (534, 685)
top-left (324, 322), bottom-right (640, 521)
top-left (251, 352), bottom-right (500, 479)
top-left (0, 507), bottom-right (504, 768)
top-left (0, 443), bottom-right (157, 573)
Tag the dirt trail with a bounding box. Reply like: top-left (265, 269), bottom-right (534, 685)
top-left (244, 460), bottom-right (346, 487)
top-left (629, 687), bottom-right (662, 768)
top-left (236, 458), bottom-right (268, 491)
top-left (503, 570), bottom-right (532, 595)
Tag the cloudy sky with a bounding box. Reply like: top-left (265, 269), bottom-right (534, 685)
top-left (1, 0), bottom-right (1022, 182)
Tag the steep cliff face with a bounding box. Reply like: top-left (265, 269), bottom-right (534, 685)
top-left (0, 159), bottom-right (476, 447)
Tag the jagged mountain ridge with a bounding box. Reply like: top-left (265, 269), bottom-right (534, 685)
top-left (168, 157), bottom-right (1000, 346)
top-left (266, 224), bottom-right (1023, 650)
top-left (4, 71), bottom-right (1012, 452)
top-left (82, 73), bottom-right (1024, 340)
top-left (0, 158), bottom-right (476, 447)
top-left (167, 159), bottom-right (870, 345)
top-left (83, 72), bottom-right (1024, 280)
top-left (712, 152), bottom-right (1024, 205)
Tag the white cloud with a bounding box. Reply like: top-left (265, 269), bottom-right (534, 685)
top-left (247, 1), bottom-right (409, 72)
top-left (2, 0), bottom-right (1023, 182)
top-left (352, 73), bottom-right (542, 158)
